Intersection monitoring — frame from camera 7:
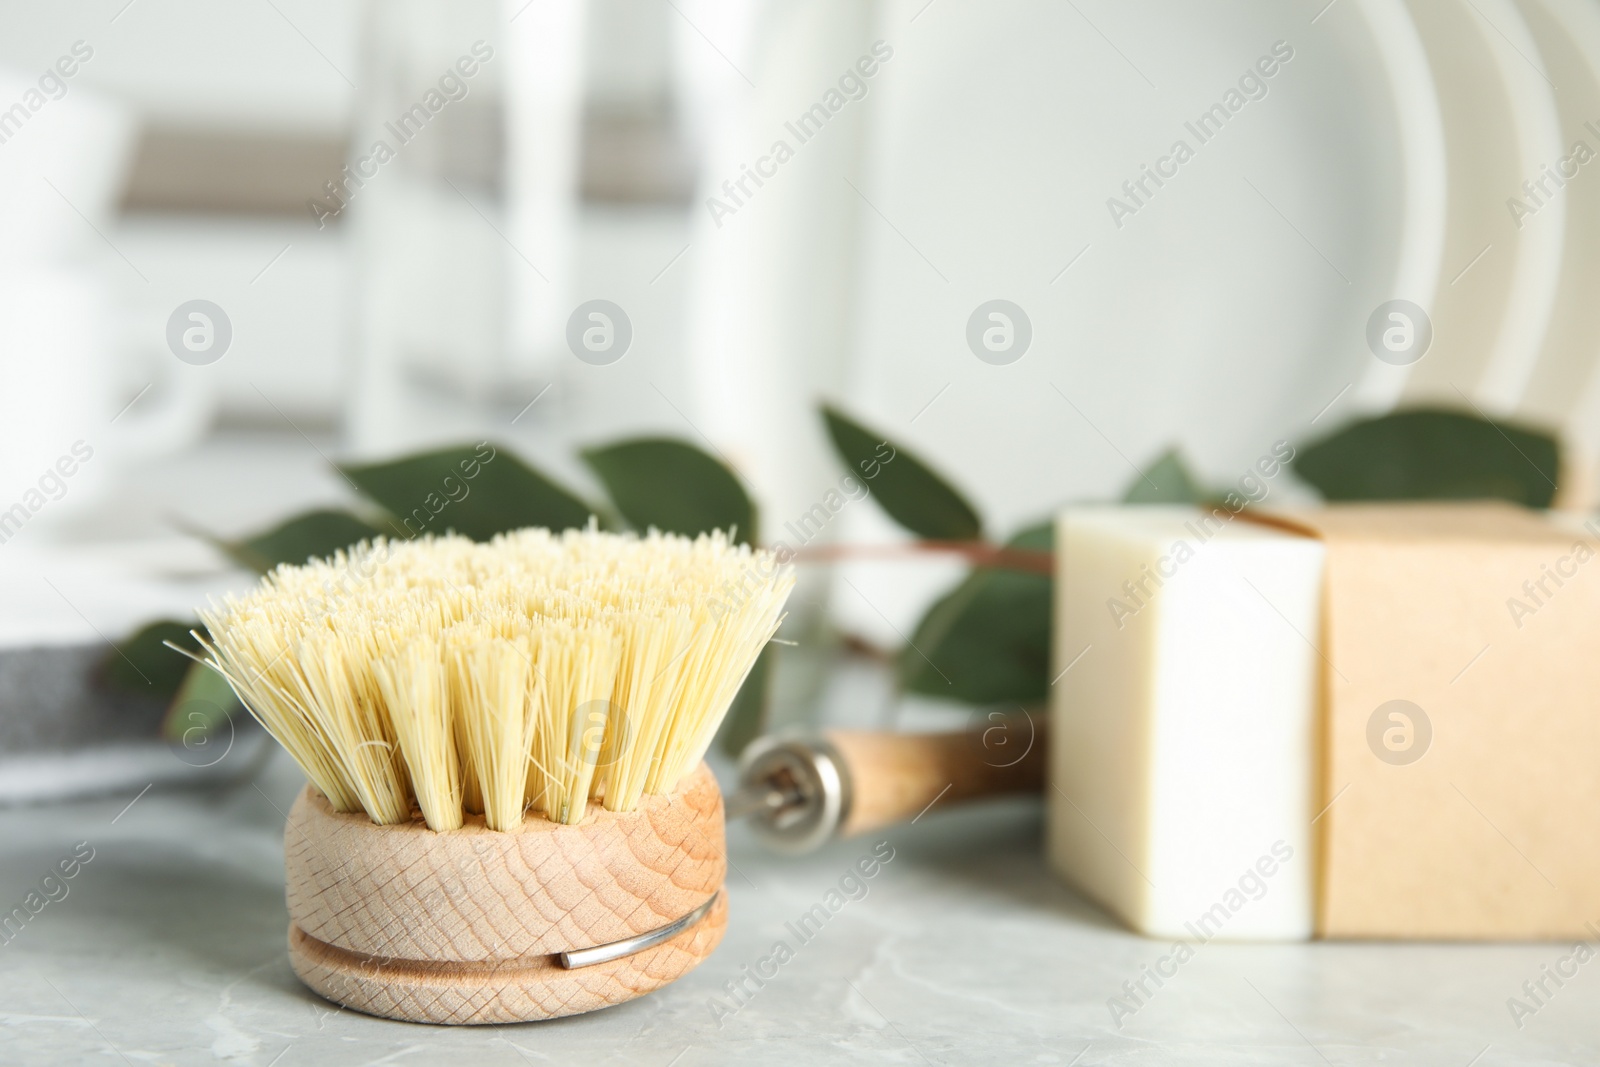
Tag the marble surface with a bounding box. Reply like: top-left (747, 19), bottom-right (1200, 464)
top-left (1, 749), bottom-right (1597, 1067)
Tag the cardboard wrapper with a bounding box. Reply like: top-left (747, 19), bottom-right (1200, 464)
top-left (1254, 503), bottom-right (1600, 939)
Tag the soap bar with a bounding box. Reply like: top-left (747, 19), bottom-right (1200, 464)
top-left (1048, 507), bottom-right (1324, 940)
top-left (1271, 504), bottom-right (1600, 938)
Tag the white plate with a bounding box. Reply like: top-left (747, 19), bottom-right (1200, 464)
top-left (1350, 0), bottom-right (1448, 413)
top-left (801, 0), bottom-right (1461, 638)
top-left (1521, 0), bottom-right (1600, 505)
top-left (1397, 0), bottom-right (1564, 414)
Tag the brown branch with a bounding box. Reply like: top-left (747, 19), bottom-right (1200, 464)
top-left (838, 632), bottom-right (896, 662)
top-left (783, 540), bottom-right (1054, 575)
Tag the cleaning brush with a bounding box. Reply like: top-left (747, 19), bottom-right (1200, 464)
top-left (187, 525), bottom-right (793, 1024)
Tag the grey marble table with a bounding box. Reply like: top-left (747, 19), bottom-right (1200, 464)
top-left (0, 748), bottom-right (1594, 1067)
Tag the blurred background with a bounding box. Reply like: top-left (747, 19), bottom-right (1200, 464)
top-left (3, 0), bottom-right (1598, 776)
top-left (11, 4), bottom-right (1600, 1061)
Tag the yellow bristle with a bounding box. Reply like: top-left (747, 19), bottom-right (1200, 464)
top-left (195, 527), bottom-right (793, 831)
top-left (372, 639), bottom-right (462, 832)
top-left (450, 628), bottom-right (535, 831)
top-left (525, 623), bottom-right (621, 824)
top-left (598, 610), bottom-right (693, 811)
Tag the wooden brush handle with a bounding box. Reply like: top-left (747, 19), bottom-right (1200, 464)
top-left (830, 713), bottom-right (1047, 838)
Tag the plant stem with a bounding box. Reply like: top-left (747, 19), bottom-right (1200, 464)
top-left (784, 540), bottom-right (1053, 575)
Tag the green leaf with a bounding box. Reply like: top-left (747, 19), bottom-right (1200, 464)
top-left (582, 438), bottom-right (756, 544)
top-left (820, 404), bottom-right (982, 541)
top-left (1295, 408), bottom-right (1560, 508)
top-left (898, 521), bottom-right (1053, 704)
top-left (342, 442), bottom-right (596, 541)
top-left (161, 662), bottom-right (243, 745)
top-left (1005, 518), bottom-right (1054, 553)
top-left (222, 509), bottom-right (383, 572)
top-left (714, 646), bottom-right (773, 758)
top-left (103, 620), bottom-right (204, 699)
top-left (1122, 448), bottom-right (1202, 504)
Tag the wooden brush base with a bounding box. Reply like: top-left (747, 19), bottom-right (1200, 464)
top-left (283, 762), bottom-right (727, 1025)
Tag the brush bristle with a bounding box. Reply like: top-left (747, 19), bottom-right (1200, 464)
top-left (195, 527), bottom-right (794, 830)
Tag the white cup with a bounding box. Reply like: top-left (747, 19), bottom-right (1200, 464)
top-left (0, 65), bottom-right (209, 527)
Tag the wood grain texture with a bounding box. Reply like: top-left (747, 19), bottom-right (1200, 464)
top-left (288, 894), bottom-right (727, 1025)
top-left (284, 762), bottom-right (726, 1023)
top-left (830, 715), bottom-right (1047, 838)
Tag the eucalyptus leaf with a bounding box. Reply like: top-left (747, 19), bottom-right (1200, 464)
top-left (898, 520), bottom-right (1053, 704)
top-left (342, 442), bottom-right (596, 540)
top-left (1295, 408), bottom-right (1560, 508)
top-left (582, 438), bottom-right (756, 543)
top-left (162, 662), bottom-right (243, 745)
top-left (103, 620), bottom-right (204, 698)
top-left (1006, 518), bottom-right (1054, 553)
top-left (1123, 448), bottom-right (1202, 504)
top-left (714, 646), bottom-right (773, 758)
top-left (820, 404), bottom-right (982, 541)
top-left (223, 509), bottom-right (383, 573)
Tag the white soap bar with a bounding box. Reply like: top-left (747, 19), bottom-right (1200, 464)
top-left (1048, 507), bottom-right (1323, 941)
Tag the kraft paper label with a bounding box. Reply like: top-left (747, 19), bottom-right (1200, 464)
top-left (1252, 504), bottom-right (1600, 939)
